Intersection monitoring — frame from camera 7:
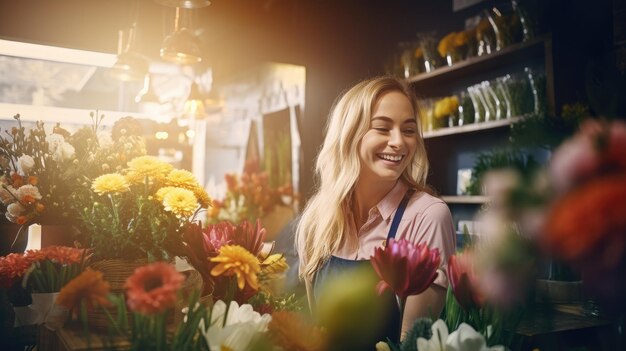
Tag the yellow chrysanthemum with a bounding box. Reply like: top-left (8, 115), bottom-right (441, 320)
top-left (193, 186), bottom-right (212, 208)
top-left (166, 169), bottom-right (199, 188)
top-left (155, 186), bottom-right (178, 202)
top-left (162, 187), bottom-right (197, 218)
top-left (210, 245), bottom-right (260, 290)
top-left (92, 173), bottom-right (129, 195)
top-left (125, 156), bottom-right (173, 184)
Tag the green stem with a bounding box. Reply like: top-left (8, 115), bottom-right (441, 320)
top-left (396, 295), bottom-right (406, 343)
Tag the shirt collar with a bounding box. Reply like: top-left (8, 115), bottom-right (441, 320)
top-left (376, 181), bottom-right (410, 221)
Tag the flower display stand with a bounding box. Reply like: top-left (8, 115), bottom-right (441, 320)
top-left (38, 324), bottom-right (130, 351)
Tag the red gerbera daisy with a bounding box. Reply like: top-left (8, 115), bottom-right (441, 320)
top-left (124, 262), bottom-right (184, 315)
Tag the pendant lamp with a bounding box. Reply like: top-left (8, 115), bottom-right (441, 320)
top-left (160, 7), bottom-right (203, 65)
top-left (109, 26), bottom-right (149, 81)
top-left (183, 81), bottom-right (206, 119)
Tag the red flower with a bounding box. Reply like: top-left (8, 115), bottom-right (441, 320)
top-left (230, 219), bottom-right (266, 257)
top-left (370, 239), bottom-right (441, 299)
top-left (124, 262), bottom-right (184, 315)
top-left (447, 249), bottom-right (485, 310)
top-left (544, 174), bottom-right (626, 268)
top-left (202, 222), bottom-right (234, 255)
top-left (0, 253), bottom-right (32, 289)
top-left (202, 220), bottom-right (266, 257)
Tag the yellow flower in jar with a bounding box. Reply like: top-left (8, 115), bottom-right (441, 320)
top-left (162, 187), bottom-right (198, 218)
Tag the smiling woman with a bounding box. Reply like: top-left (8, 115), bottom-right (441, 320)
top-left (295, 76), bottom-right (456, 350)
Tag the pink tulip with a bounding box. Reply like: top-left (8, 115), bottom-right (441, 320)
top-left (447, 250), bottom-right (485, 310)
top-left (370, 239), bottom-right (441, 299)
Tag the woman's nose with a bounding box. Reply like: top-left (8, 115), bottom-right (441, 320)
top-left (388, 129), bottom-right (404, 148)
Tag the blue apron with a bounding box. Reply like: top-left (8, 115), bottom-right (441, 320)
top-left (313, 188), bottom-right (415, 350)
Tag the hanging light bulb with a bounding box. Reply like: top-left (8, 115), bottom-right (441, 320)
top-left (183, 81), bottom-right (206, 119)
top-left (160, 7), bottom-right (203, 65)
top-left (109, 27), bottom-right (149, 81)
top-left (154, 0), bottom-right (211, 9)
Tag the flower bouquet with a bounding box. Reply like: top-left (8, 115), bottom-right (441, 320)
top-left (0, 246), bottom-right (87, 328)
top-left (0, 113), bottom-right (146, 250)
top-left (75, 155), bottom-right (210, 263)
top-left (207, 159), bottom-right (295, 227)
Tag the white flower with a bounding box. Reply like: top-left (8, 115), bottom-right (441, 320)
top-left (51, 142), bottom-right (75, 162)
top-left (200, 300), bottom-right (271, 351)
top-left (45, 134), bottom-right (65, 150)
top-left (447, 323), bottom-right (504, 351)
top-left (16, 185), bottom-right (42, 202)
top-left (416, 320), bottom-right (504, 351)
top-left (97, 131), bottom-right (114, 148)
top-left (46, 134), bottom-right (75, 161)
top-left (17, 154), bottom-right (35, 176)
top-left (417, 319), bottom-right (448, 351)
top-left (0, 185), bottom-right (16, 205)
top-left (7, 202), bottom-right (25, 217)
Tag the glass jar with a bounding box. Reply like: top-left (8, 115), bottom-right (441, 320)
top-left (525, 67), bottom-right (547, 115)
top-left (467, 85), bottom-right (485, 123)
top-left (458, 91), bottom-right (475, 126)
top-left (417, 32), bottom-right (441, 73)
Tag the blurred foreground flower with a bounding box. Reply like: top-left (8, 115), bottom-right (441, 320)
top-left (447, 249), bottom-right (485, 310)
top-left (417, 319), bottom-right (505, 351)
top-left (57, 268), bottom-right (111, 316)
top-left (543, 119), bottom-right (626, 309)
top-left (268, 311), bottom-right (326, 351)
top-left (124, 262), bottom-right (184, 315)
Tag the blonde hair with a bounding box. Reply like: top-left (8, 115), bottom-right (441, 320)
top-left (296, 76), bottom-right (430, 282)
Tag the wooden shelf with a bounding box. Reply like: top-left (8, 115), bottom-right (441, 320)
top-left (423, 116), bottom-right (521, 139)
top-left (407, 34), bottom-right (551, 87)
top-left (441, 195), bottom-right (490, 204)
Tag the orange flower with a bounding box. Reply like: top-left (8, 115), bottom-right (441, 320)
top-left (0, 253), bottom-right (32, 288)
top-left (124, 262), bottom-right (184, 315)
top-left (28, 176), bottom-right (38, 185)
top-left (544, 174), bottom-right (626, 268)
top-left (16, 216), bottom-right (27, 225)
top-left (269, 311), bottom-right (326, 351)
top-left (28, 246), bottom-right (87, 265)
top-left (35, 203), bottom-right (45, 212)
top-left (57, 268), bottom-right (111, 314)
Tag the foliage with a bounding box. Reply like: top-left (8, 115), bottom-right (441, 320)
top-left (509, 103), bottom-right (588, 150)
top-left (466, 148), bottom-right (539, 196)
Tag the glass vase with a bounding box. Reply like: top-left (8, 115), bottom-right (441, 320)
top-left (458, 91), bottom-right (475, 126)
top-left (417, 32), bottom-right (441, 73)
top-left (467, 86), bottom-right (485, 123)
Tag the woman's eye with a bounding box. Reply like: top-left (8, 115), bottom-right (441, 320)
top-left (373, 127), bottom-right (389, 132)
top-left (403, 129), bottom-right (416, 134)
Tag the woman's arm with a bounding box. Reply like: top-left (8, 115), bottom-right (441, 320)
top-left (401, 284), bottom-right (446, 338)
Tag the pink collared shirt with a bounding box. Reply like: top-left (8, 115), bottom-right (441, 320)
top-left (335, 181), bottom-right (456, 288)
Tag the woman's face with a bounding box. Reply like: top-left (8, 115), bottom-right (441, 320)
top-left (358, 90), bottom-right (418, 184)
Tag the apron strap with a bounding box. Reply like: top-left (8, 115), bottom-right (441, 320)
top-left (386, 188), bottom-right (415, 242)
